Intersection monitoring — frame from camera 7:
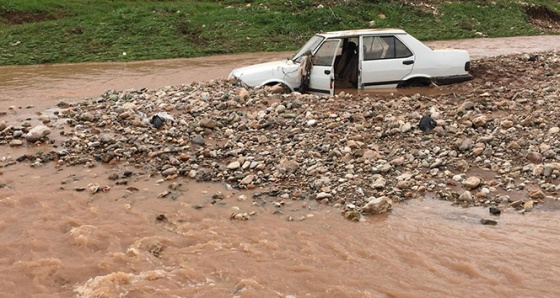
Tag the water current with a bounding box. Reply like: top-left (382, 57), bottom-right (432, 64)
top-left (1, 36), bottom-right (560, 297)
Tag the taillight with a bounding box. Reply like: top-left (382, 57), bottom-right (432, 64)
top-left (465, 61), bottom-right (471, 72)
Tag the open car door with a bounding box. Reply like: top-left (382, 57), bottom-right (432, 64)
top-left (308, 39), bottom-right (341, 96)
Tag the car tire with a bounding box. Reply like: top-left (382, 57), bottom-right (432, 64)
top-left (266, 82), bottom-right (291, 94)
top-left (398, 78), bottom-right (431, 88)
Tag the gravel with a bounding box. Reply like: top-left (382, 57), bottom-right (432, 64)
top-left (1, 50), bottom-right (559, 219)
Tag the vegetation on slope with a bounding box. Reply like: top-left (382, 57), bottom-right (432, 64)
top-left (0, 0), bottom-right (559, 65)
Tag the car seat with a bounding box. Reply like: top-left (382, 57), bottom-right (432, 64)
top-left (336, 42), bottom-right (358, 79)
top-left (343, 43), bottom-right (359, 87)
top-left (345, 54), bottom-right (359, 87)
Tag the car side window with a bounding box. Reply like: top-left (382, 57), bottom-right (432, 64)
top-left (313, 39), bottom-right (340, 66)
top-left (363, 36), bottom-right (412, 60)
top-left (363, 36), bottom-right (387, 60)
top-left (394, 37), bottom-right (413, 58)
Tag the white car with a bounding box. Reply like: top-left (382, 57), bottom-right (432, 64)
top-left (229, 29), bottom-right (472, 95)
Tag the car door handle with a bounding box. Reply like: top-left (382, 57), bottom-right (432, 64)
top-left (324, 70), bottom-right (331, 75)
top-left (403, 60), bottom-right (414, 65)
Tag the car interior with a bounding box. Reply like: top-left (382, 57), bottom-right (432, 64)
top-left (330, 36), bottom-right (413, 89)
top-left (333, 38), bottom-right (360, 88)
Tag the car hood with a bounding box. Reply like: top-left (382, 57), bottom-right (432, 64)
top-left (229, 59), bottom-right (298, 86)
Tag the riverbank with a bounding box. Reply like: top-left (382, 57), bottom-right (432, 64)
top-left (1, 0), bottom-right (559, 65)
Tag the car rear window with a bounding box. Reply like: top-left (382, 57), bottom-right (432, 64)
top-left (363, 36), bottom-right (412, 60)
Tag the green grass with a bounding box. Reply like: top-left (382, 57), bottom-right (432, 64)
top-left (0, 0), bottom-right (558, 65)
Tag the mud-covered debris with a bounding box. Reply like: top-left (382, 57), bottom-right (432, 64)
top-left (230, 212), bottom-right (249, 220)
top-left (87, 183), bottom-right (100, 194)
top-left (157, 191), bottom-right (171, 198)
top-left (343, 210), bottom-right (362, 221)
top-left (155, 214), bottom-right (168, 223)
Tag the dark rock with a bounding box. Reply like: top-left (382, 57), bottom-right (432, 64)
top-left (191, 134), bottom-right (205, 145)
top-left (480, 218), bottom-right (498, 225)
top-left (418, 115), bottom-right (437, 132)
top-left (195, 170), bottom-right (212, 181)
top-left (57, 101), bottom-right (71, 108)
top-left (156, 214), bottom-right (168, 222)
top-left (528, 54), bottom-right (539, 62)
top-left (150, 115), bottom-right (164, 128)
top-left (489, 206), bottom-right (501, 215)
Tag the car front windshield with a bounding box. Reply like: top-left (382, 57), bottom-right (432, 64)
top-left (291, 35), bottom-right (324, 62)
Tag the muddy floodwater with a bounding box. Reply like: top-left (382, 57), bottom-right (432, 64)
top-left (1, 36), bottom-right (560, 297)
top-left (2, 35), bottom-right (560, 110)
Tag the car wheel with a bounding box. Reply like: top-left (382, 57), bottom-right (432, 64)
top-left (266, 83), bottom-right (291, 94)
top-left (398, 79), bottom-right (431, 88)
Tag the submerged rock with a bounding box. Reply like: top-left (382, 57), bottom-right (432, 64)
top-left (480, 218), bottom-right (498, 226)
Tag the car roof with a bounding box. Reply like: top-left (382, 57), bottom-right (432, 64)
top-left (317, 28), bottom-right (407, 38)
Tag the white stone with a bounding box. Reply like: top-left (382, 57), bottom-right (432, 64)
top-left (462, 176), bottom-right (481, 189)
top-left (240, 174), bottom-right (255, 184)
top-left (26, 125), bottom-right (51, 142)
top-left (227, 161), bottom-right (241, 170)
top-left (362, 197), bottom-right (393, 215)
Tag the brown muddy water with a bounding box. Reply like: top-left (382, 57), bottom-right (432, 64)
top-left (2, 36), bottom-right (560, 297)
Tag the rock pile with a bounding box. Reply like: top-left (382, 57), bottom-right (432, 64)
top-left (1, 50), bottom-right (559, 219)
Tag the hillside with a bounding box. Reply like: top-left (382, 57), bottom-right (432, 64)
top-left (0, 0), bottom-right (559, 65)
